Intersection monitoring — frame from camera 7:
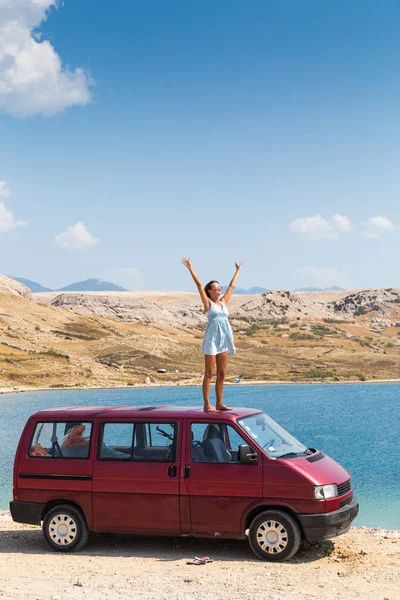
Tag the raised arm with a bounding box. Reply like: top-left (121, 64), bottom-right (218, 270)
top-left (221, 261), bottom-right (242, 304)
top-left (181, 257), bottom-right (211, 311)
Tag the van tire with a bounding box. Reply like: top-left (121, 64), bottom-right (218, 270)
top-left (248, 510), bottom-right (301, 561)
top-left (43, 504), bottom-right (88, 552)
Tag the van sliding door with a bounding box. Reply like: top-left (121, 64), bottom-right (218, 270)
top-left (92, 420), bottom-right (181, 535)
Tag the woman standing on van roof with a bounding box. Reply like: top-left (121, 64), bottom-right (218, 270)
top-left (182, 257), bottom-right (242, 412)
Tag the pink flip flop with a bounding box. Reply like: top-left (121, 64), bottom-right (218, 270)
top-left (186, 556), bottom-right (213, 565)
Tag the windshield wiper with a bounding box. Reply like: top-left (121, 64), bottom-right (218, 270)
top-left (276, 452), bottom-right (299, 458)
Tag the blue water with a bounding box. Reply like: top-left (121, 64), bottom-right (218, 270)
top-left (1, 383), bottom-right (399, 529)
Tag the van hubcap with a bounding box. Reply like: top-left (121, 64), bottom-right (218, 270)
top-left (256, 520), bottom-right (288, 554)
top-left (49, 514), bottom-right (77, 546)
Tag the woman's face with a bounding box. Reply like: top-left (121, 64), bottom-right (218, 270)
top-left (209, 282), bottom-right (222, 301)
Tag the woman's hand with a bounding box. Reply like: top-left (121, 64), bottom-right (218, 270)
top-left (181, 257), bottom-right (192, 270)
top-left (235, 261), bottom-right (242, 271)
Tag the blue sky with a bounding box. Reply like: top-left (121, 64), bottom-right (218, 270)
top-left (1, 0), bottom-right (400, 291)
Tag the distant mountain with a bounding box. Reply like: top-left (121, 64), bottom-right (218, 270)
top-left (11, 277), bottom-right (53, 293)
top-left (57, 278), bottom-right (129, 292)
top-left (294, 286), bottom-right (344, 292)
top-left (10, 276), bottom-right (344, 295)
top-left (222, 286), bottom-right (271, 294)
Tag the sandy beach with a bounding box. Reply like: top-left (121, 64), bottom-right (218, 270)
top-left (0, 512), bottom-right (398, 600)
top-left (2, 377), bottom-right (400, 397)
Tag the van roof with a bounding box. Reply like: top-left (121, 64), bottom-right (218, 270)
top-left (30, 405), bottom-right (263, 420)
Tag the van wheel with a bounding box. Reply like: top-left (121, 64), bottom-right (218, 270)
top-left (43, 505), bottom-right (88, 552)
top-left (248, 510), bottom-right (301, 561)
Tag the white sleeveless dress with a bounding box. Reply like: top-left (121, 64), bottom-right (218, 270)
top-left (200, 300), bottom-right (236, 356)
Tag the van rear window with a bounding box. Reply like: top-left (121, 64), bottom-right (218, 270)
top-left (29, 422), bottom-right (92, 459)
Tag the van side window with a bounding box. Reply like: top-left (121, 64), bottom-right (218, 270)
top-left (29, 422), bottom-right (92, 459)
top-left (225, 425), bottom-right (250, 463)
top-left (191, 423), bottom-right (230, 463)
top-left (100, 422), bottom-right (177, 462)
top-left (191, 423), bottom-right (249, 463)
top-left (101, 423), bottom-right (134, 460)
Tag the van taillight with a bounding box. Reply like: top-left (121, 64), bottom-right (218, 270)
top-left (13, 488), bottom-right (17, 501)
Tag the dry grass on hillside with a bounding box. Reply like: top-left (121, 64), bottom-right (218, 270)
top-left (1, 292), bottom-right (400, 392)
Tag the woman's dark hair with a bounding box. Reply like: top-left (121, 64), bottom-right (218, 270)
top-left (204, 280), bottom-right (219, 299)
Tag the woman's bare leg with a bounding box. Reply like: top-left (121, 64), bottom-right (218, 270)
top-left (215, 352), bottom-right (231, 410)
top-left (203, 355), bottom-right (217, 412)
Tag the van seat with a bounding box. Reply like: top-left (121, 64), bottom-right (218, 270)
top-left (202, 424), bottom-right (231, 463)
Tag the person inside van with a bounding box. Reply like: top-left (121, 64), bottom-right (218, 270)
top-left (60, 424), bottom-right (90, 458)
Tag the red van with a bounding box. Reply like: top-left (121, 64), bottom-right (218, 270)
top-left (10, 405), bottom-right (358, 561)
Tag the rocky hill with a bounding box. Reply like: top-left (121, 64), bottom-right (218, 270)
top-left (46, 292), bottom-right (206, 326)
top-left (239, 288), bottom-right (400, 323)
top-left (0, 274), bottom-right (32, 300)
top-left (35, 287), bottom-right (400, 328)
top-left (2, 277), bottom-right (400, 391)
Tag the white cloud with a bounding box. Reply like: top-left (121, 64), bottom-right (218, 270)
top-left (331, 214), bottom-right (352, 232)
top-left (296, 266), bottom-right (352, 289)
top-left (290, 216), bottom-right (335, 240)
top-left (55, 222), bottom-right (99, 249)
top-left (0, 201), bottom-right (28, 232)
top-left (0, 181), bottom-right (10, 197)
top-left (362, 216), bottom-right (395, 239)
top-left (289, 214), bottom-right (352, 240)
top-left (0, 180), bottom-right (28, 232)
top-left (0, 0), bottom-right (91, 117)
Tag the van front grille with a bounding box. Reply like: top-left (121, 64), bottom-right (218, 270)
top-left (339, 494), bottom-right (353, 508)
top-left (337, 479), bottom-right (352, 496)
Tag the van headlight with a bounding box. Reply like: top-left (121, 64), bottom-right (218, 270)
top-left (314, 484), bottom-right (338, 499)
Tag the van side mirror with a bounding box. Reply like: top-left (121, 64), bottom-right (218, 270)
top-left (238, 444), bottom-right (258, 465)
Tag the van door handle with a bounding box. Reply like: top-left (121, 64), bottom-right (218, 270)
top-left (184, 466), bottom-right (190, 478)
top-left (168, 465), bottom-right (176, 478)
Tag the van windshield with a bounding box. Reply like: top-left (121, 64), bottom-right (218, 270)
top-left (237, 412), bottom-right (307, 459)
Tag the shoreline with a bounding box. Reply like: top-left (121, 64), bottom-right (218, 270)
top-left (2, 377), bottom-right (400, 396)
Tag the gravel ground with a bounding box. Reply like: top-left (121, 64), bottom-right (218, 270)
top-left (0, 512), bottom-right (399, 600)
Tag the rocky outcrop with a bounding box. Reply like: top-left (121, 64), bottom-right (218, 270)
top-left (237, 290), bottom-right (339, 321)
top-left (50, 293), bottom-right (207, 326)
top-left (332, 289), bottom-right (400, 317)
top-left (237, 288), bottom-right (400, 322)
top-left (0, 274), bottom-right (32, 300)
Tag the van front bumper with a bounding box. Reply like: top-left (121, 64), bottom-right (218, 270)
top-left (298, 497), bottom-right (359, 542)
top-left (10, 501), bottom-right (44, 525)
